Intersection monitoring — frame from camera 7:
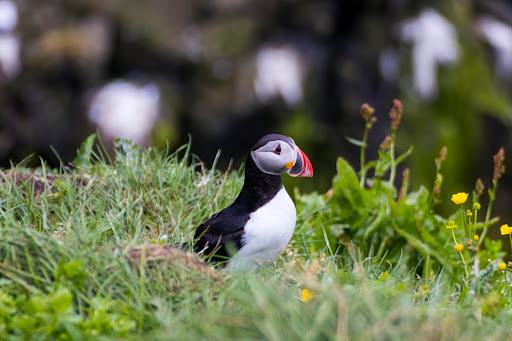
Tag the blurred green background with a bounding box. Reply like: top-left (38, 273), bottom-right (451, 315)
top-left (1, 0), bottom-right (511, 226)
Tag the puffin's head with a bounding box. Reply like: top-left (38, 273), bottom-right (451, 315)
top-left (250, 134), bottom-right (313, 177)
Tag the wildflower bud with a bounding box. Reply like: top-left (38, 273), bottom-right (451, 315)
top-left (473, 203), bottom-right (481, 211)
top-left (475, 178), bottom-right (484, 198)
top-left (473, 235), bottom-right (479, 241)
top-left (398, 168), bottom-right (410, 201)
top-left (499, 263), bottom-right (507, 270)
top-left (402, 168), bottom-right (410, 182)
top-left (493, 147), bottom-right (505, 182)
top-left (435, 146), bottom-right (448, 169)
top-left (421, 285), bottom-right (429, 294)
top-left (434, 173), bottom-right (443, 196)
top-left (446, 220), bottom-right (458, 229)
top-left (466, 210), bottom-right (472, 217)
top-left (379, 135), bottom-right (392, 152)
top-left (389, 99), bottom-right (403, 130)
top-left (455, 244), bottom-right (464, 252)
top-left (360, 103), bottom-right (375, 121)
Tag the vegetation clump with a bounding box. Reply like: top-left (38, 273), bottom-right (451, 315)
top-left (0, 103), bottom-right (511, 339)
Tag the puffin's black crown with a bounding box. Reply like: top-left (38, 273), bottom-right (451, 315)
top-left (251, 134), bottom-right (295, 151)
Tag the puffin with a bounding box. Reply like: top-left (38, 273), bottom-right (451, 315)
top-left (193, 134), bottom-right (313, 272)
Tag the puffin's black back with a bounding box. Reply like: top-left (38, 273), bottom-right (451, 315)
top-left (193, 152), bottom-right (283, 262)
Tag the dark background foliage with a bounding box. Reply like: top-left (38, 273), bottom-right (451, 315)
top-left (1, 0), bottom-right (512, 227)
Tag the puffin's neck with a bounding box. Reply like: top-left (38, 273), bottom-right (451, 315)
top-left (235, 154), bottom-right (284, 212)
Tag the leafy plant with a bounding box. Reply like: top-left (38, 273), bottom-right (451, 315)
top-left (294, 100), bottom-right (509, 292)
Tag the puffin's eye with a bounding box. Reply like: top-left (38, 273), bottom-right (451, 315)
top-left (274, 145), bottom-right (281, 155)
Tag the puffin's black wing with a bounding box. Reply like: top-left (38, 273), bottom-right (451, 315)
top-left (193, 204), bottom-right (250, 262)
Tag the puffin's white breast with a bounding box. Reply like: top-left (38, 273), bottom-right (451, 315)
top-left (226, 187), bottom-right (296, 272)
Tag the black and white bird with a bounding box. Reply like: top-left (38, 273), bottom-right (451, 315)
top-left (193, 134), bottom-right (313, 272)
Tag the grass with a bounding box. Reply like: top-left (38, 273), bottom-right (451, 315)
top-left (0, 136), bottom-right (511, 340)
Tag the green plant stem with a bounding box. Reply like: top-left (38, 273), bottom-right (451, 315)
top-left (478, 180), bottom-right (498, 247)
top-left (138, 248), bottom-right (146, 334)
top-left (426, 192), bottom-right (434, 212)
top-left (389, 129), bottom-right (397, 187)
top-left (461, 205), bottom-right (468, 240)
top-left (425, 169), bottom-right (440, 216)
top-left (452, 224), bottom-right (470, 284)
top-left (376, 237), bottom-right (390, 260)
top-left (459, 252), bottom-right (470, 283)
top-left (506, 271), bottom-right (511, 298)
top-left (359, 121), bottom-right (370, 188)
top-left (474, 209), bottom-right (478, 239)
top-left (452, 229), bottom-right (458, 245)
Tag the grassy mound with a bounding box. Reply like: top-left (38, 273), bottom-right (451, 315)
top-left (0, 128), bottom-right (510, 340)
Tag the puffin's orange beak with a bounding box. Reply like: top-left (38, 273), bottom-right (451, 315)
top-left (289, 146), bottom-right (313, 177)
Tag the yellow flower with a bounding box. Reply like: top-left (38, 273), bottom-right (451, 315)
top-left (499, 263), bottom-right (507, 270)
top-left (500, 224), bottom-right (512, 235)
top-left (473, 235), bottom-right (479, 241)
top-left (451, 192), bottom-right (468, 204)
top-left (300, 289), bottom-right (314, 302)
top-left (421, 285), bottom-right (429, 295)
top-left (446, 220), bottom-right (458, 229)
top-left (466, 210), bottom-right (472, 217)
top-left (455, 244), bottom-right (464, 252)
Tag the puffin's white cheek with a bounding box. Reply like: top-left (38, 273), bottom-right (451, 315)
top-left (251, 152), bottom-right (281, 175)
top-left (265, 156), bottom-right (286, 173)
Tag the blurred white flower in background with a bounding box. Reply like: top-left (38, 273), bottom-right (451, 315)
top-left (88, 80), bottom-right (160, 146)
top-left (401, 9), bottom-right (458, 100)
top-left (0, 0), bottom-right (17, 31)
top-left (477, 16), bottom-right (512, 77)
top-left (0, 34), bottom-right (19, 78)
top-left (254, 45), bottom-right (304, 106)
top-left (0, 0), bottom-right (19, 80)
